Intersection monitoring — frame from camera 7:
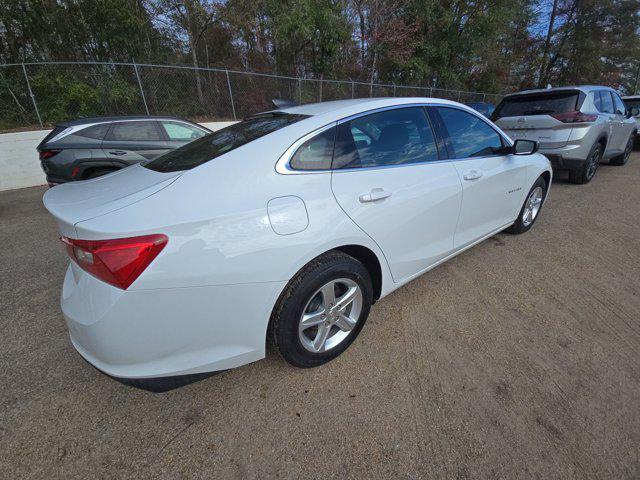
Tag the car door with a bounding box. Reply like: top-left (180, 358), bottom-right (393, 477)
top-left (432, 106), bottom-right (528, 249)
top-left (611, 92), bottom-right (635, 149)
top-left (159, 120), bottom-right (208, 149)
top-left (330, 106), bottom-right (463, 282)
top-left (595, 91), bottom-right (618, 155)
top-left (102, 120), bottom-right (169, 166)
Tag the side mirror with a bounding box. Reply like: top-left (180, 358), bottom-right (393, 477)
top-left (629, 107), bottom-right (639, 117)
top-left (512, 139), bottom-right (538, 155)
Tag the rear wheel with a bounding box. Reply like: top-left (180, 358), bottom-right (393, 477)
top-left (270, 251), bottom-right (373, 368)
top-left (610, 134), bottom-right (634, 166)
top-left (504, 176), bottom-right (547, 235)
top-left (568, 143), bottom-right (601, 184)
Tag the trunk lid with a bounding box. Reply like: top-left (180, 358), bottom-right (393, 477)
top-left (43, 164), bottom-right (181, 237)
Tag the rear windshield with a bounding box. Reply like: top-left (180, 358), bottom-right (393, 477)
top-left (41, 125), bottom-right (67, 145)
top-left (144, 112), bottom-right (308, 173)
top-left (492, 91), bottom-right (580, 120)
top-left (623, 98), bottom-right (640, 111)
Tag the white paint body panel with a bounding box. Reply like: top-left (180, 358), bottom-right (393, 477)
top-left (42, 97), bottom-right (552, 379)
top-left (331, 162), bottom-right (462, 282)
top-left (452, 154), bottom-right (529, 248)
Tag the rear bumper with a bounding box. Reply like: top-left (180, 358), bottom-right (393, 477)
top-left (538, 142), bottom-right (592, 170)
top-left (61, 264), bottom-right (286, 379)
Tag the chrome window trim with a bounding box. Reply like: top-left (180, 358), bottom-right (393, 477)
top-left (275, 103), bottom-right (513, 175)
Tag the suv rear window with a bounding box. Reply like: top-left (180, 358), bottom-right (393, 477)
top-left (144, 112), bottom-right (308, 173)
top-left (41, 125), bottom-right (67, 144)
top-left (492, 91), bottom-right (580, 120)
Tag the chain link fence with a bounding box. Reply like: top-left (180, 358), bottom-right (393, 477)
top-left (0, 62), bottom-right (504, 132)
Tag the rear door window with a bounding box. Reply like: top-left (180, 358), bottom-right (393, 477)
top-left (145, 113), bottom-right (308, 173)
top-left (596, 91), bottom-right (614, 114)
top-left (332, 107), bottom-right (439, 169)
top-left (107, 121), bottom-right (163, 141)
top-left (492, 91), bottom-right (579, 119)
top-left (436, 107), bottom-right (504, 158)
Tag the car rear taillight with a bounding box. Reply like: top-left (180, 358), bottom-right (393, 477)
top-left (39, 149), bottom-right (61, 160)
top-left (61, 234), bottom-right (168, 289)
top-left (551, 111), bottom-right (598, 123)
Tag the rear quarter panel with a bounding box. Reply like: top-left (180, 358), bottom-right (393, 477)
top-left (73, 130), bottom-right (394, 295)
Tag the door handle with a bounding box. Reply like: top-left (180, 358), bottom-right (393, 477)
top-left (359, 188), bottom-right (392, 203)
top-left (109, 150), bottom-right (127, 156)
top-left (463, 170), bottom-right (483, 181)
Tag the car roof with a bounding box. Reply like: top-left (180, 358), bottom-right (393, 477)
top-left (465, 102), bottom-right (494, 106)
top-left (272, 96), bottom-right (463, 118)
top-left (56, 115), bottom-right (201, 127)
top-left (503, 85), bottom-right (618, 98)
top-left (622, 95), bottom-right (640, 100)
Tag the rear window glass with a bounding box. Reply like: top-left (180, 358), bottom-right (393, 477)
top-left (492, 91), bottom-right (579, 120)
top-left (623, 98), bottom-right (640, 110)
top-left (144, 113), bottom-right (308, 173)
top-left (41, 125), bottom-right (67, 144)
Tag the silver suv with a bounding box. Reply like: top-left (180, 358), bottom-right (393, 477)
top-left (492, 86), bottom-right (637, 184)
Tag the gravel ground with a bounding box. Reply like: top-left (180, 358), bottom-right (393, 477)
top-left (1, 155), bottom-right (639, 479)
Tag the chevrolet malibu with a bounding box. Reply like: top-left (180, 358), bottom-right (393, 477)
top-left (44, 98), bottom-right (552, 385)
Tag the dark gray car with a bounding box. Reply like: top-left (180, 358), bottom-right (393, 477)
top-left (37, 116), bottom-right (211, 185)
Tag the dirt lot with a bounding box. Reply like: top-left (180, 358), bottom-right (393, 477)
top-left (1, 155), bottom-right (639, 479)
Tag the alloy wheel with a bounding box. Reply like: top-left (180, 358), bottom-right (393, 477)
top-left (298, 278), bottom-right (363, 353)
top-left (586, 147), bottom-right (601, 180)
top-left (522, 186), bottom-right (543, 227)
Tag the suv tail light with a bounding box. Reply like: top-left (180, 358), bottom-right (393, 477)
top-left (551, 111), bottom-right (598, 123)
top-left (61, 234), bottom-right (168, 289)
top-left (39, 149), bottom-right (61, 160)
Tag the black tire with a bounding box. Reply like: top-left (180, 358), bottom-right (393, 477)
top-left (610, 133), bottom-right (634, 166)
top-left (504, 176), bottom-right (547, 235)
top-left (568, 143), bottom-right (602, 184)
top-left (270, 251), bottom-right (373, 368)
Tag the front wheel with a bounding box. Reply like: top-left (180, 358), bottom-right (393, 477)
top-left (504, 176), bottom-right (547, 235)
top-left (270, 251), bottom-right (373, 368)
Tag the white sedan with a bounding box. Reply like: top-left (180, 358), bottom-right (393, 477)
top-left (44, 98), bottom-right (551, 384)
